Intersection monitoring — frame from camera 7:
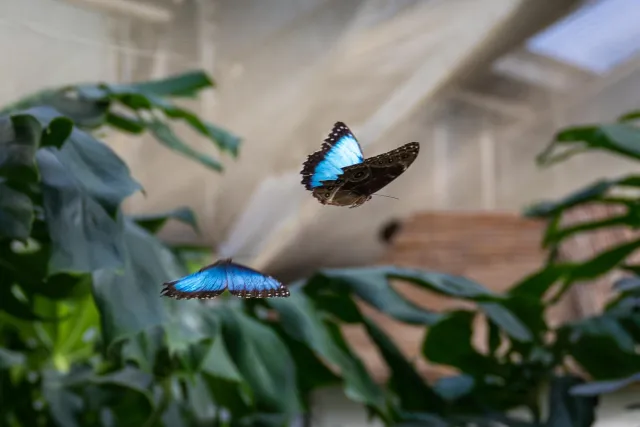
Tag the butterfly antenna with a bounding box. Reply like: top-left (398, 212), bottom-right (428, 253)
top-left (371, 193), bottom-right (400, 201)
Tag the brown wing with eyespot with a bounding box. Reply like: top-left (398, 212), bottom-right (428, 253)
top-left (339, 142), bottom-right (420, 197)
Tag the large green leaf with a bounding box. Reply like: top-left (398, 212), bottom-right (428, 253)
top-left (30, 106), bottom-right (142, 214)
top-left (362, 316), bottom-right (444, 412)
top-left (0, 114), bottom-right (42, 183)
top-left (37, 148), bottom-right (126, 274)
top-left (268, 292), bottom-right (386, 410)
top-left (0, 180), bottom-right (33, 240)
top-left (92, 220), bottom-right (182, 346)
top-left (545, 376), bottom-right (598, 427)
top-left (217, 306), bottom-right (302, 416)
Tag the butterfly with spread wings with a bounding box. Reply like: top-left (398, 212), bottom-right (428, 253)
top-left (160, 258), bottom-right (290, 300)
top-left (300, 122), bottom-right (419, 208)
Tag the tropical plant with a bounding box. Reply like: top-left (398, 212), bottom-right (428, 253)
top-left (1, 70), bottom-right (639, 427)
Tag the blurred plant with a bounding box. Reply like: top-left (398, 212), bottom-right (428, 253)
top-left (1, 71), bottom-right (639, 427)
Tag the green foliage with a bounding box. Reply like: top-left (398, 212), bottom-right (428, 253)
top-left (1, 72), bottom-right (639, 427)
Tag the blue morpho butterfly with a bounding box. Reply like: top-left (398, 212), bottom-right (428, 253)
top-left (300, 121), bottom-right (420, 208)
top-left (160, 258), bottom-right (290, 300)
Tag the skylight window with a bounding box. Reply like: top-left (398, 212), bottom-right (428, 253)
top-left (526, 0), bottom-right (640, 74)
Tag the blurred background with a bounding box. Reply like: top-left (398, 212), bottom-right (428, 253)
top-left (2, 0), bottom-right (640, 426)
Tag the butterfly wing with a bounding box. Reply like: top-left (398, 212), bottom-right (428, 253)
top-left (339, 141), bottom-right (420, 205)
top-left (160, 262), bottom-right (228, 300)
top-left (224, 262), bottom-right (290, 298)
top-left (300, 122), bottom-right (364, 191)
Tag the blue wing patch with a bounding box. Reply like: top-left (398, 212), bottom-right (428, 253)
top-left (160, 259), bottom-right (290, 300)
top-left (225, 263), bottom-right (290, 298)
top-left (301, 122), bottom-right (364, 190)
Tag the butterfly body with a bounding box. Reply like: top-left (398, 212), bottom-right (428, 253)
top-left (160, 258), bottom-right (290, 300)
top-left (301, 122), bottom-right (419, 208)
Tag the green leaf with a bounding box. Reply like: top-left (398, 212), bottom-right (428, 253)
top-left (106, 112), bottom-right (145, 134)
top-left (568, 237), bottom-right (640, 282)
top-left (144, 119), bottom-right (223, 171)
top-left (217, 306), bottom-right (302, 415)
top-left (510, 264), bottom-right (572, 299)
top-left (0, 181), bottom-right (33, 240)
top-left (560, 316), bottom-right (640, 379)
top-left (477, 302), bottom-right (532, 342)
top-left (422, 311), bottom-right (497, 376)
top-left (198, 319), bottom-right (253, 414)
top-left (92, 220), bottom-right (181, 347)
top-left (524, 175), bottom-right (640, 218)
top-left (37, 149), bottom-right (126, 274)
top-left (545, 376), bottom-right (598, 427)
top-left (163, 300), bottom-right (210, 355)
top-left (268, 292), bottom-right (386, 410)
top-left (313, 268), bottom-right (453, 325)
top-left (570, 372), bottom-right (640, 396)
top-left (105, 70), bottom-right (215, 98)
top-left (30, 106), bottom-right (142, 213)
top-left (539, 123), bottom-right (640, 166)
top-left (41, 117), bottom-right (74, 148)
top-left (362, 316), bottom-right (444, 412)
top-left (0, 113), bottom-right (42, 183)
top-left (41, 369), bottom-right (85, 427)
top-left (131, 207), bottom-right (200, 235)
top-left (618, 110), bottom-right (640, 122)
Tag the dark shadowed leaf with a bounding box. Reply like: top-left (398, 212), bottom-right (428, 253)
top-left (37, 149), bottom-right (125, 274)
top-left (423, 311), bottom-right (497, 376)
top-left (106, 112), bottom-right (145, 134)
top-left (92, 220), bottom-right (182, 346)
top-left (0, 181), bottom-right (33, 239)
top-left (217, 306), bottom-right (301, 415)
top-left (560, 316), bottom-right (640, 379)
top-left (545, 376), bottom-right (598, 427)
top-left (41, 116), bottom-right (73, 148)
top-left (524, 175), bottom-right (640, 218)
top-left (570, 372), bottom-right (640, 396)
top-left (569, 238), bottom-right (640, 282)
top-left (131, 206), bottom-right (199, 235)
top-left (268, 292), bottom-right (386, 410)
top-left (510, 264), bottom-right (572, 299)
top-left (362, 316), bottom-right (444, 412)
top-left (0, 114), bottom-right (42, 183)
top-left (477, 302), bottom-right (532, 342)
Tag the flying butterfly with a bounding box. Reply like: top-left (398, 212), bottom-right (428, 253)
top-left (160, 258), bottom-right (290, 300)
top-left (300, 121), bottom-right (419, 208)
